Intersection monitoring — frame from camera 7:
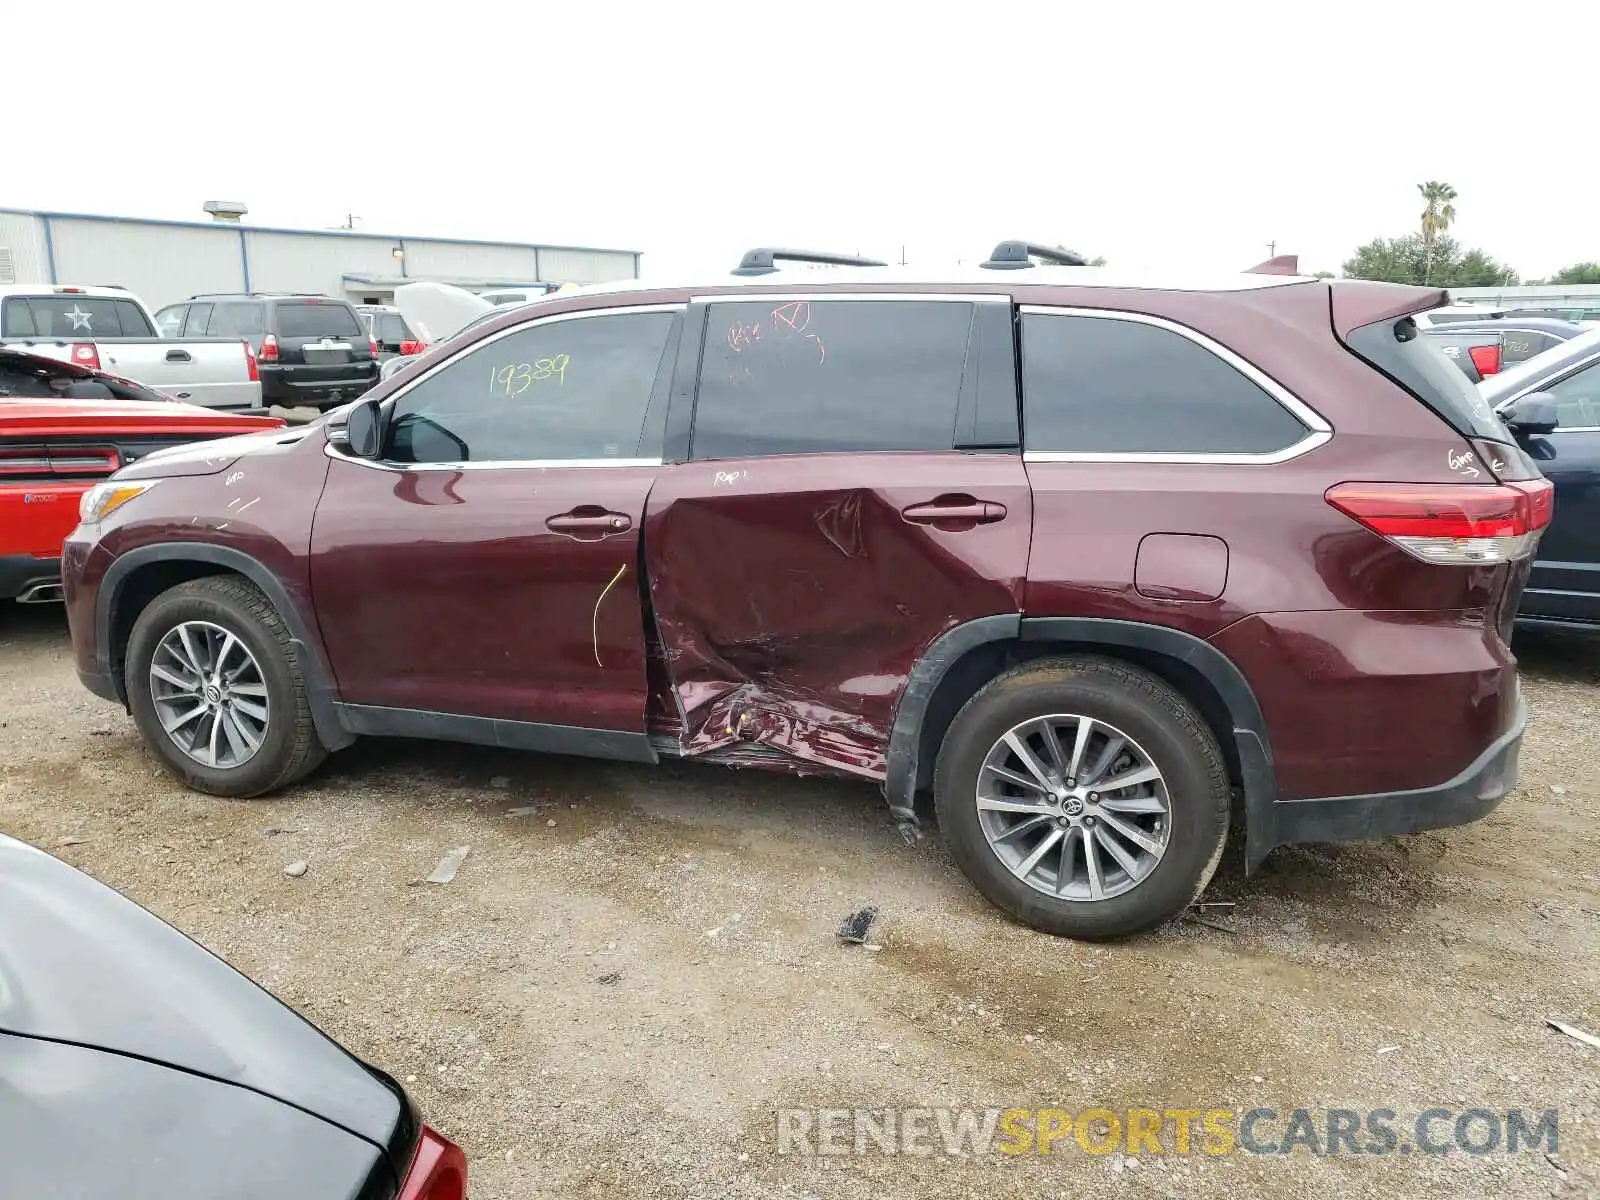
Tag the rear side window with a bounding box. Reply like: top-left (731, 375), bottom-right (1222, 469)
top-left (208, 301), bottom-right (265, 337)
top-left (1020, 312), bottom-right (1311, 455)
top-left (691, 300), bottom-right (974, 459)
top-left (274, 301), bottom-right (362, 338)
top-left (1, 296), bottom-right (155, 338)
top-left (1344, 315), bottom-right (1504, 439)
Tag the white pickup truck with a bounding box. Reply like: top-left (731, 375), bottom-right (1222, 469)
top-left (0, 285), bottom-right (261, 410)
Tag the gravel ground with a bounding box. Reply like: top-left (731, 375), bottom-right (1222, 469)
top-left (1, 603), bottom-right (1596, 1199)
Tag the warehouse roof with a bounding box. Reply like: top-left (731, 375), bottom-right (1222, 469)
top-left (0, 207), bottom-right (640, 258)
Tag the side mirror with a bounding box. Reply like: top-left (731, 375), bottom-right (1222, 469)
top-left (344, 397), bottom-right (383, 457)
top-left (1500, 392), bottom-right (1560, 436)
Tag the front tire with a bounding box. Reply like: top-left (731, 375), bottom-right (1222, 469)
top-left (125, 576), bottom-right (326, 796)
top-left (934, 656), bottom-right (1229, 939)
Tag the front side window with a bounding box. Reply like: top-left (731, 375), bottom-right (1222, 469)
top-left (182, 303), bottom-right (213, 337)
top-left (1541, 360), bottom-right (1600, 428)
top-left (154, 305), bottom-right (185, 337)
top-left (1021, 312), bottom-right (1311, 455)
top-left (386, 310), bottom-right (676, 463)
top-left (691, 299), bottom-right (974, 460)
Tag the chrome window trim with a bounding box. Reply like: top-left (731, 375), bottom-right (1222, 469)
top-left (323, 444), bottom-right (662, 472)
top-left (690, 291), bottom-right (1010, 305)
top-left (1017, 304), bottom-right (1332, 465)
top-left (334, 301), bottom-right (683, 470)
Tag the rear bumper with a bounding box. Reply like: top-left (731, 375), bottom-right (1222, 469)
top-left (0, 553), bottom-right (62, 601)
top-left (258, 363), bottom-right (379, 406)
top-left (1258, 694), bottom-right (1525, 857)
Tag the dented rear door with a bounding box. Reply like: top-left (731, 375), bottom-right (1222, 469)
top-left (643, 294), bottom-right (1031, 779)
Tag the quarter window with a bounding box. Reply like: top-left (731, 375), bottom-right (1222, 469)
top-left (386, 310), bottom-right (676, 463)
top-left (1021, 312), bottom-right (1311, 455)
top-left (691, 300), bottom-right (975, 459)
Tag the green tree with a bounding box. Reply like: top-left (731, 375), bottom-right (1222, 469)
top-left (1418, 180), bottom-right (1459, 283)
top-left (1342, 234), bottom-right (1518, 287)
top-left (1548, 262), bottom-right (1600, 284)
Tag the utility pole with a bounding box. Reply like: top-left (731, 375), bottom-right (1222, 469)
top-left (899, 244), bottom-right (907, 266)
top-left (1267, 240), bottom-right (1276, 258)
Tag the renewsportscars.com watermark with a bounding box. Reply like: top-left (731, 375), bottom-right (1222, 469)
top-left (776, 1106), bottom-right (1558, 1158)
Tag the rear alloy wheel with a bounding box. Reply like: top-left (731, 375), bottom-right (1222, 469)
top-left (935, 656), bottom-right (1229, 939)
top-left (977, 714), bottom-right (1171, 901)
top-left (126, 576), bottom-right (325, 796)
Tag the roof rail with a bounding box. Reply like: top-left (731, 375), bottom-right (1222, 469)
top-left (980, 241), bottom-right (1087, 270)
top-left (731, 247), bottom-right (887, 276)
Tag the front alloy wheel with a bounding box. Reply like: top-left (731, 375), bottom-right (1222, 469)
top-left (149, 620), bottom-right (271, 768)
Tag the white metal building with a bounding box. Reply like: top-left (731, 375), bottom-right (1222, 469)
top-left (0, 207), bottom-right (640, 310)
top-left (1449, 283), bottom-right (1600, 311)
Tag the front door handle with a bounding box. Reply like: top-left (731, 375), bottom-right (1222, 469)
top-left (165, 348), bottom-right (193, 362)
top-left (901, 497), bottom-right (1008, 526)
top-left (547, 507), bottom-right (632, 538)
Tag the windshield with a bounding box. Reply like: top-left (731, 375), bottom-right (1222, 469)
top-left (275, 301), bottom-right (362, 338)
top-left (2, 295), bottom-right (156, 338)
top-left (1344, 314), bottom-right (1509, 440)
top-left (0, 351), bottom-right (169, 402)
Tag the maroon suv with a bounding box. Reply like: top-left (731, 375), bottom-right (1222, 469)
top-left (61, 243), bottom-right (1552, 939)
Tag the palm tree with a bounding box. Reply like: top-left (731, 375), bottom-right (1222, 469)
top-left (1418, 181), bottom-right (1458, 284)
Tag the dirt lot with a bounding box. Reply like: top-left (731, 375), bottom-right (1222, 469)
top-left (2, 603), bottom-right (1596, 1199)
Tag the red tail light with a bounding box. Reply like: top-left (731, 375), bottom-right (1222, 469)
top-left (243, 339), bottom-right (259, 382)
top-left (399, 339), bottom-right (423, 355)
top-left (260, 333), bottom-right (280, 362)
top-left (71, 343), bottom-right (101, 369)
top-left (397, 1126), bottom-right (467, 1200)
top-left (369, 335), bottom-right (380, 359)
top-left (1327, 479), bottom-right (1553, 565)
top-left (1467, 343), bottom-right (1501, 376)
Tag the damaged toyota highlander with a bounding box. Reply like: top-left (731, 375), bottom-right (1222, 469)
top-left (61, 243), bottom-right (1551, 939)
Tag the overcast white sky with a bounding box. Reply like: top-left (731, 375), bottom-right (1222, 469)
top-left (10, 2), bottom-right (1595, 279)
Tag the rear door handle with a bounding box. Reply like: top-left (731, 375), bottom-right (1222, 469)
top-left (165, 348), bottom-right (192, 362)
top-left (547, 508), bottom-right (632, 537)
top-left (901, 498), bottom-right (1008, 525)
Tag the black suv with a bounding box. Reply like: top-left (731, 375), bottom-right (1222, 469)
top-left (155, 294), bottom-right (380, 410)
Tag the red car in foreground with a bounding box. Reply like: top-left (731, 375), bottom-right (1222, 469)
top-left (0, 347), bottom-right (283, 603)
top-left (61, 245), bottom-right (1551, 938)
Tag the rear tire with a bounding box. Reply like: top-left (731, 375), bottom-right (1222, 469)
top-left (934, 655), bottom-right (1229, 939)
top-left (125, 575), bottom-right (325, 797)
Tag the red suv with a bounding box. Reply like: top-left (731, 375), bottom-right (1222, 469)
top-left (61, 244), bottom-right (1550, 939)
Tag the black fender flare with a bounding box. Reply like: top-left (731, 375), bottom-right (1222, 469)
top-left (883, 615), bottom-right (1278, 868)
top-left (95, 542), bottom-right (354, 752)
